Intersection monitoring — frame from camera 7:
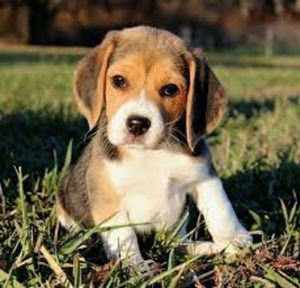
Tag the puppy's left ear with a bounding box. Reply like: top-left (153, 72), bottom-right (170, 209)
top-left (186, 51), bottom-right (227, 151)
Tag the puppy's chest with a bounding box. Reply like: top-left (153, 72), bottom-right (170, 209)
top-left (105, 149), bottom-right (204, 231)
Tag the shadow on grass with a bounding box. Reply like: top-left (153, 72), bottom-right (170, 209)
top-left (224, 154), bottom-right (300, 236)
top-left (228, 95), bottom-right (299, 120)
top-left (229, 98), bottom-right (275, 119)
top-left (0, 108), bottom-right (87, 199)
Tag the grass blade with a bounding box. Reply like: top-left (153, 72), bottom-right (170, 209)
top-left (73, 254), bottom-right (82, 288)
top-left (259, 264), bottom-right (297, 288)
top-left (40, 245), bottom-right (73, 287)
top-left (61, 140), bottom-right (73, 178)
top-left (14, 167), bottom-right (28, 230)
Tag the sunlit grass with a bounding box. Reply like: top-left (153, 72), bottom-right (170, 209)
top-left (0, 48), bottom-right (299, 287)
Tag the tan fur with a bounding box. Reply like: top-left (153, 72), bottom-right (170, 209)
top-left (87, 140), bottom-right (121, 223)
top-left (105, 52), bottom-right (187, 126)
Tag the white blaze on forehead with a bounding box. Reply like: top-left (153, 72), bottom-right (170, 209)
top-left (107, 91), bottom-right (164, 148)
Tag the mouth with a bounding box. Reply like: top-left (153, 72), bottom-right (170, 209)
top-left (124, 134), bottom-right (146, 145)
top-left (123, 130), bottom-right (168, 150)
top-left (115, 129), bottom-right (167, 149)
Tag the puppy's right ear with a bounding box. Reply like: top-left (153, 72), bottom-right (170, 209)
top-left (74, 31), bottom-right (117, 128)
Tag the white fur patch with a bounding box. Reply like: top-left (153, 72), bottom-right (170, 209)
top-left (104, 148), bottom-right (208, 233)
top-left (108, 92), bottom-right (164, 148)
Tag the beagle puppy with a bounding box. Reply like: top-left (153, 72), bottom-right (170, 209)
top-left (57, 26), bottom-right (252, 272)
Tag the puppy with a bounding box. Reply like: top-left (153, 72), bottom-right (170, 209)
top-left (57, 26), bottom-right (252, 272)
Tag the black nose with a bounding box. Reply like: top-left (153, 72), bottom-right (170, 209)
top-left (126, 115), bottom-right (151, 136)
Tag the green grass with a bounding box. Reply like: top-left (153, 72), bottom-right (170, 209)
top-left (0, 46), bottom-right (299, 287)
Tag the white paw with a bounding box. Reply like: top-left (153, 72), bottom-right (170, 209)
top-left (134, 260), bottom-right (151, 274)
top-left (178, 240), bottom-right (220, 256)
top-left (216, 230), bottom-right (253, 254)
top-left (179, 231), bottom-right (253, 257)
top-left (123, 254), bottom-right (150, 274)
top-left (129, 258), bottom-right (162, 275)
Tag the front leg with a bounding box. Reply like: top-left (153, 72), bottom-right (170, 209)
top-left (100, 211), bottom-right (149, 272)
top-left (191, 176), bottom-right (252, 253)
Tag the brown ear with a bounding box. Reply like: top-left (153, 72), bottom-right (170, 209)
top-left (186, 51), bottom-right (227, 151)
top-left (74, 32), bottom-right (117, 128)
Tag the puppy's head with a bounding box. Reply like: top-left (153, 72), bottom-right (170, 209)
top-left (74, 26), bottom-right (226, 152)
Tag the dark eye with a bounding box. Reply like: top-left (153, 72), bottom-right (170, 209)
top-left (159, 84), bottom-right (179, 97)
top-left (111, 75), bottom-right (128, 89)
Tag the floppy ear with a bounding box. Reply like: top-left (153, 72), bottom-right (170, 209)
top-left (74, 32), bottom-right (117, 128)
top-left (186, 51), bottom-right (227, 151)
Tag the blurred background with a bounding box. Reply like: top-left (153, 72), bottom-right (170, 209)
top-left (1, 0), bottom-right (300, 54)
top-left (0, 2), bottom-right (300, 286)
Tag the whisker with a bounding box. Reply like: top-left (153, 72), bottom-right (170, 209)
top-left (164, 116), bottom-right (182, 127)
top-left (74, 130), bottom-right (97, 148)
top-left (168, 133), bottom-right (183, 146)
top-left (172, 128), bottom-right (187, 141)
